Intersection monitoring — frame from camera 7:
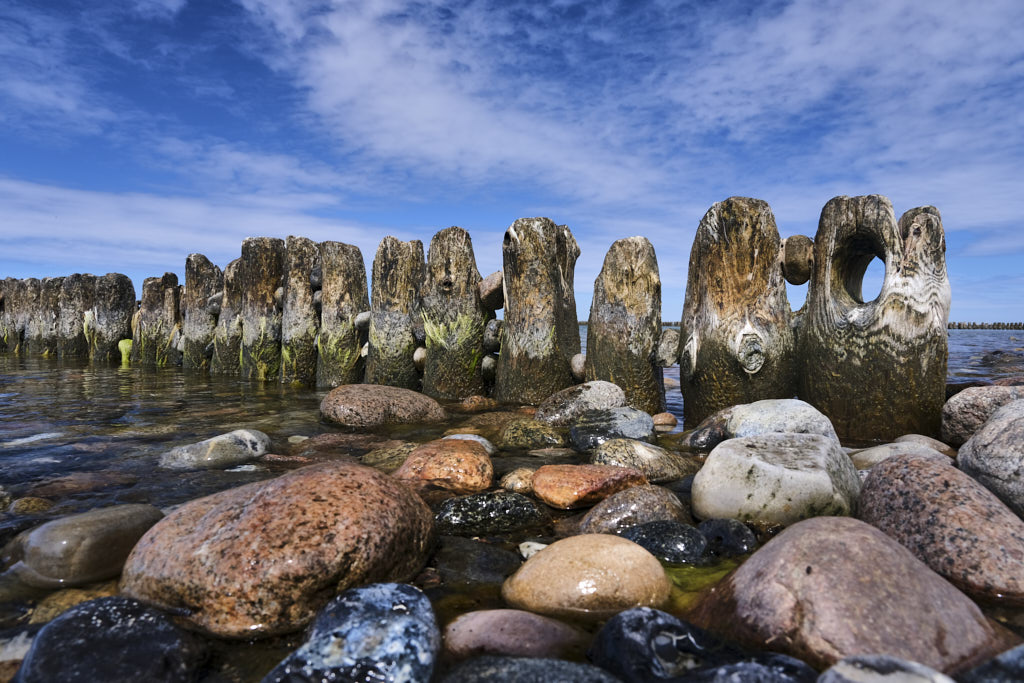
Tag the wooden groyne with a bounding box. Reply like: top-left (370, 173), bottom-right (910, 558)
top-left (1, 194), bottom-right (955, 440)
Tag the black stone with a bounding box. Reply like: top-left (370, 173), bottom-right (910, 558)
top-left (570, 407), bottom-right (655, 451)
top-left (262, 583), bottom-right (439, 683)
top-left (12, 596), bottom-right (206, 683)
top-left (957, 643), bottom-right (1024, 682)
top-left (698, 518), bottom-right (759, 558)
top-left (432, 536), bottom-right (522, 586)
top-left (621, 521), bottom-right (710, 565)
top-left (435, 491), bottom-right (550, 537)
top-left (442, 655), bottom-right (621, 682)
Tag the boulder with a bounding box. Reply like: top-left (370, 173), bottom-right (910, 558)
top-left (958, 643), bottom-right (1024, 683)
top-left (687, 516), bottom-right (1019, 673)
top-left (392, 439), bottom-right (493, 496)
top-left (534, 381), bottom-right (627, 426)
top-left (858, 452), bottom-right (1024, 605)
top-left (942, 385), bottom-right (1024, 446)
top-left (11, 597), bottom-right (206, 683)
top-left (158, 429), bottom-right (271, 469)
top-left (579, 484), bottom-right (693, 534)
top-left (478, 271), bottom-right (504, 312)
top-left (320, 384), bottom-right (446, 428)
top-left (532, 464), bottom-right (647, 509)
top-left (848, 441), bottom-right (947, 470)
top-left (120, 461), bottom-right (434, 637)
top-left (590, 438), bottom-right (700, 483)
top-left (687, 399), bottom-right (837, 451)
top-left (501, 534), bottom-right (670, 621)
top-left (8, 505), bottom-right (163, 588)
top-left (957, 399), bottom-right (1024, 517)
top-left (691, 433), bottom-right (860, 526)
top-left (443, 609), bottom-right (588, 661)
top-left (570, 407), bottom-right (656, 451)
top-left (262, 583), bottom-right (439, 683)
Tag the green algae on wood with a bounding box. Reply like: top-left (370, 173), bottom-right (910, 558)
top-left (366, 236), bottom-right (424, 390)
top-left (280, 237), bottom-right (320, 385)
top-left (800, 196), bottom-right (950, 441)
top-left (131, 273), bottom-right (181, 367)
top-left (239, 237), bottom-right (286, 382)
top-left (211, 258), bottom-right (243, 376)
top-left (421, 226), bottom-right (488, 400)
top-left (678, 198), bottom-right (796, 428)
top-left (494, 218), bottom-right (581, 405)
top-left (585, 236), bottom-right (665, 415)
top-left (182, 254), bottom-right (223, 372)
top-left (317, 240), bottom-right (369, 388)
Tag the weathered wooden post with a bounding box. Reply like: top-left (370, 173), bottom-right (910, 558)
top-left (317, 241), bottom-right (368, 388)
top-left (26, 277), bottom-right (64, 357)
top-left (211, 258), bottom-right (243, 376)
top-left (0, 278), bottom-right (14, 352)
top-left (89, 273), bottom-right (134, 363)
top-left (800, 196), bottom-right (950, 441)
top-left (182, 254), bottom-right (223, 371)
top-left (494, 217), bottom-right (580, 404)
top-left (131, 273), bottom-right (181, 367)
top-left (678, 197), bottom-right (796, 427)
top-left (280, 236), bottom-right (320, 385)
top-left (365, 236), bottom-right (423, 389)
top-left (421, 226), bottom-right (488, 400)
top-left (585, 237), bottom-right (665, 415)
top-left (59, 273), bottom-right (98, 359)
top-left (239, 237), bottom-right (285, 381)
top-left (20, 278), bottom-right (42, 354)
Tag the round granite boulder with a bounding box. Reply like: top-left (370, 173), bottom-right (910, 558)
top-left (687, 399), bottom-right (838, 451)
top-left (958, 399), bottom-right (1024, 517)
top-left (579, 484), bottom-right (693, 535)
top-left (534, 381), bottom-right (627, 426)
top-left (320, 384), bottom-right (446, 428)
top-left (120, 461), bottom-right (434, 637)
top-left (590, 438), bottom-right (700, 483)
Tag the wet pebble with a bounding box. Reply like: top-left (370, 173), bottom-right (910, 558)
top-left (697, 518), bottom-right (758, 558)
top-left (570, 407), bottom-right (655, 451)
top-left (442, 433), bottom-right (498, 456)
top-left (501, 533), bottom-right (670, 622)
top-left (10, 504), bottom-right (163, 588)
top-left (443, 609), bottom-right (589, 661)
top-left (393, 439), bottom-right (494, 496)
top-left (499, 467), bottom-right (535, 495)
top-left (590, 438), bottom-right (699, 483)
top-left (159, 428), bottom-right (270, 470)
top-left (12, 596), bottom-right (207, 683)
top-left (7, 498), bottom-right (52, 516)
top-left (893, 433), bottom-right (957, 458)
top-left (498, 418), bottom-right (568, 450)
top-left (262, 583), bottom-right (439, 683)
top-left (817, 654), bottom-right (954, 683)
top-left (320, 383), bottom-right (447, 428)
top-left (531, 464), bottom-right (647, 509)
top-left (434, 491), bottom-right (550, 537)
top-left (579, 484), bottom-right (692, 535)
top-left (652, 412), bottom-right (677, 430)
top-left (360, 441), bottom-right (417, 474)
top-left (620, 520), bottom-right (709, 565)
top-left (534, 381), bottom-right (627, 426)
top-left (441, 655), bottom-right (620, 682)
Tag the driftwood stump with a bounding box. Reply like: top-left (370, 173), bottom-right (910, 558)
top-left (131, 273), bottom-right (181, 367)
top-left (494, 218), bottom-right (580, 404)
top-left (317, 241), bottom-right (369, 388)
top-left (239, 237), bottom-right (285, 381)
top-left (800, 196), bottom-right (950, 441)
top-left (26, 277), bottom-right (63, 357)
top-left (366, 236), bottom-right (423, 389)
top-left (585, 237), bottom-right (665, 414)
top-left (90, 273), bottom-right (134, 363)
top-left (280, 236), bottom-right (320, 385)
top-left (678, 197), bottom-right (796, 427)
top-left (59, 273), bottom-right (98, 359)
top-left (421, 226), bottom-right (488, 400)
top-left (211, 259), bottom-right (243, 376)
top-left (182, 254), bottom-right (223, 371)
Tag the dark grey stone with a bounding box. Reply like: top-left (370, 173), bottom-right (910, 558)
top-left (570, 407), bottom-right (655, 451)
top-left (620, 520), bottom-right (710, 565)
top-left (432, 536), bottom-right (521, 586)
top-left (957, 643), bottom-right (1024, 682)
top-left (442, 655), bottom-right (620, 682)
top-left (697, 518), bottom-right (759, 558)
top-left (435, 491), bottom-right (550, 537)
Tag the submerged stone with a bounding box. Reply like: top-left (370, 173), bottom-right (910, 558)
top-left (158, 429), bottom-right (271, 470)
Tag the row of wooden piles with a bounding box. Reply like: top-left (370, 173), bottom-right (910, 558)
top-left (0, 195), bottom-right (952, 442)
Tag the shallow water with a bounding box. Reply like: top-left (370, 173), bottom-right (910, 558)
top-left (0, 328), bottom-right (1022, 678)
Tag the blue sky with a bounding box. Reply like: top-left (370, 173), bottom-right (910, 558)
top-left (2, 0), bottom-right (1023, 322)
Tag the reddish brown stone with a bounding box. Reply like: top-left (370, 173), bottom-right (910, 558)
top-left (858, 453), bottom-right (1024, 606)
top-left (120, 461), bottom-right (434, 638)
top-left (450, 395), bottom-right (501, 413)
top-left (27, 471), bottom-right (138, 498)
top-left (531, 464), bottom-right (647, 509)
top-left (320, 384), bottom-right (446, 428)
top-left (688, 516), bottom-right (1018, 674)
top-left (289, 432), bottom-right (398, 460)
top-left (392, 439), bottom-right (493, 495)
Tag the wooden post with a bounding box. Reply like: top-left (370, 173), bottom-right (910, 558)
top-left (182, 254), bottom-right (223, 371)
top-left (280, 237), bottom-right (320, 385)
top-left (26, 277), bottom-right (64, 357)
top-left (131, 273), bottom-right (180, 367)
top-left (90, 273), bottom-right (135, 363)
top-left (585, 236), bottom-right (665, 415)
top-left (494, 218), bottom-right (580, 404)
top-left (211, 259), bottom-right (243, 376)
top-left (678, 197), bottom-right (796, 427)
top-left (317, 241), bottom-right (369, 388)
top-left (59, 273), bottom-right (98, 359)
top-left (239, 237), bottom-right (286, 381)
top-left (421, 226), bottom-right (487, 400)
top-left (366, 236), bottom-right (423, 390)
top-left (800, 196), bottom-right (950, 441)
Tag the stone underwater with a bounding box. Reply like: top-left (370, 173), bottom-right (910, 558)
top-left (2, 194), bottom-right (1024, 682)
